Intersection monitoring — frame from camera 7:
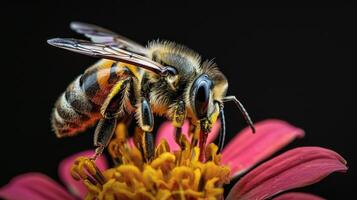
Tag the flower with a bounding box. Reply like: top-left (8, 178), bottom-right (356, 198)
top-left (0, 150), bottom-right (108, 200)
top-left (0, 119), bottom-right (347, 200)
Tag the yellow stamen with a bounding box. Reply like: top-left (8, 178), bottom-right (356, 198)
top-left (71, 132), bottom-right (231, 200)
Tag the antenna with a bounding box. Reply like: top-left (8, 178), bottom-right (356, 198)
top-left (222, 95), bottom-right (256, 133)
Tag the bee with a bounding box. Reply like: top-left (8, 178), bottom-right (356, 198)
top-left (48, 22), bottom-right (255, 161)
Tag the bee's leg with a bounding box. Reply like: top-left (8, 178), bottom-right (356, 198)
top-left (171, 100), bottom-right (187, 164)
top-left (92, 78), bottom-right (130, 160)
top-left (199, 102), bottom-right (220, 161)
top-left (137, 97), bottom-right (155, 162)
top-left (172, 100), bottom-right (187, 149)
top-left (100, 78), bottom-right (130, 119)
top-left (93, 117), bottom-right (117, 160)
top-left (189, 121), bottom-right (200, 150)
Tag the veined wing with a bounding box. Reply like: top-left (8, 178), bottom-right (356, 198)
top-left (47, 38), bottom-right (166, 75)
top-left (70, 21), bottom-right (147, 56)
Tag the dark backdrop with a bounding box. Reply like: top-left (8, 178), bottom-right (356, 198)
top-left (1, 2), bottom-right (355, 199)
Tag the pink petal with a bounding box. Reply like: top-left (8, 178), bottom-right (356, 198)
top-left (155, 120), bottom-right (220, 151)
top-left (226, 147), bottom-right (347, 200)
top-left (221, 119), bottom-right (305, 177)
top-left (58, 150), bottom-right (108, 198)
top-left (0, 173), bottom-right (75, 200)
top-left (273, 192), bottom-right (325, 200)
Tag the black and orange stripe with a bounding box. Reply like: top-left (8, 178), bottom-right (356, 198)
top-left (52, 59), bottom-right (142, 137)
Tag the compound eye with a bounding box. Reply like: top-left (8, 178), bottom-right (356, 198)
top-left (192, 74), bottom-right (212, 119)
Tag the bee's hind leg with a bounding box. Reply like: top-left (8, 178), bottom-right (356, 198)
top-left (92, 78), bottom-right (130, 160)
top-left (93, 118), bottom-right (118, 160)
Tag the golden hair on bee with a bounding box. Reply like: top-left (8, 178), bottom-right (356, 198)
top-left (147, 40), bottom-right (202, 69)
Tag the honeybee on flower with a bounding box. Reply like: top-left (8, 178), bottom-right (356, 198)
top-left (47, 22), bottom-right (255, 162)
top-left (0, 23), bottom-right (348, 200)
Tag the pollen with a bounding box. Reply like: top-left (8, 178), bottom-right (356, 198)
top-left (70, 130), bottom-right (231, 200)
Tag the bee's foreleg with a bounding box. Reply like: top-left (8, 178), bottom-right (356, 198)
top-left (172, 100), bottom-right (187, 150)
top-left (137, 97), bottom-right (155, 162)
top-left (171, 100), bottom-right (188, 164)
top-left (92, 78), bottom-right (130, 160)
top-left (189, 121), bottom-right (200, 150)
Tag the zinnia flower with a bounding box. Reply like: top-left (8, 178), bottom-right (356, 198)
top-left (0, 119), bottom-right (347, 200)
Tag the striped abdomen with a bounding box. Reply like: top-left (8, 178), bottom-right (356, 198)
top-left (52, 59), bottom-right (139, 137)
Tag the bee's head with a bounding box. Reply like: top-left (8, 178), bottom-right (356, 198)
top-left (190, 70), bottom-right (227, 121)
top-left (148, 40), bottom-right (228, 128)
top-left (188, 60), bottom-right (229, 132)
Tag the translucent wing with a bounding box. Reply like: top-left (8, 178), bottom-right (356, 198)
top-left (70, 22), bottom-right (147, 55)
top-left (47, 38), bottom-right (167, 75)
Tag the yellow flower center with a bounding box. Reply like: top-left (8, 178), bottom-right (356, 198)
top-left (70, 125), bottom-right (231, 200)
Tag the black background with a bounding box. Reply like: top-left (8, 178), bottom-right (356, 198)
top-left (1, 2), bottom-right (355, 199)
